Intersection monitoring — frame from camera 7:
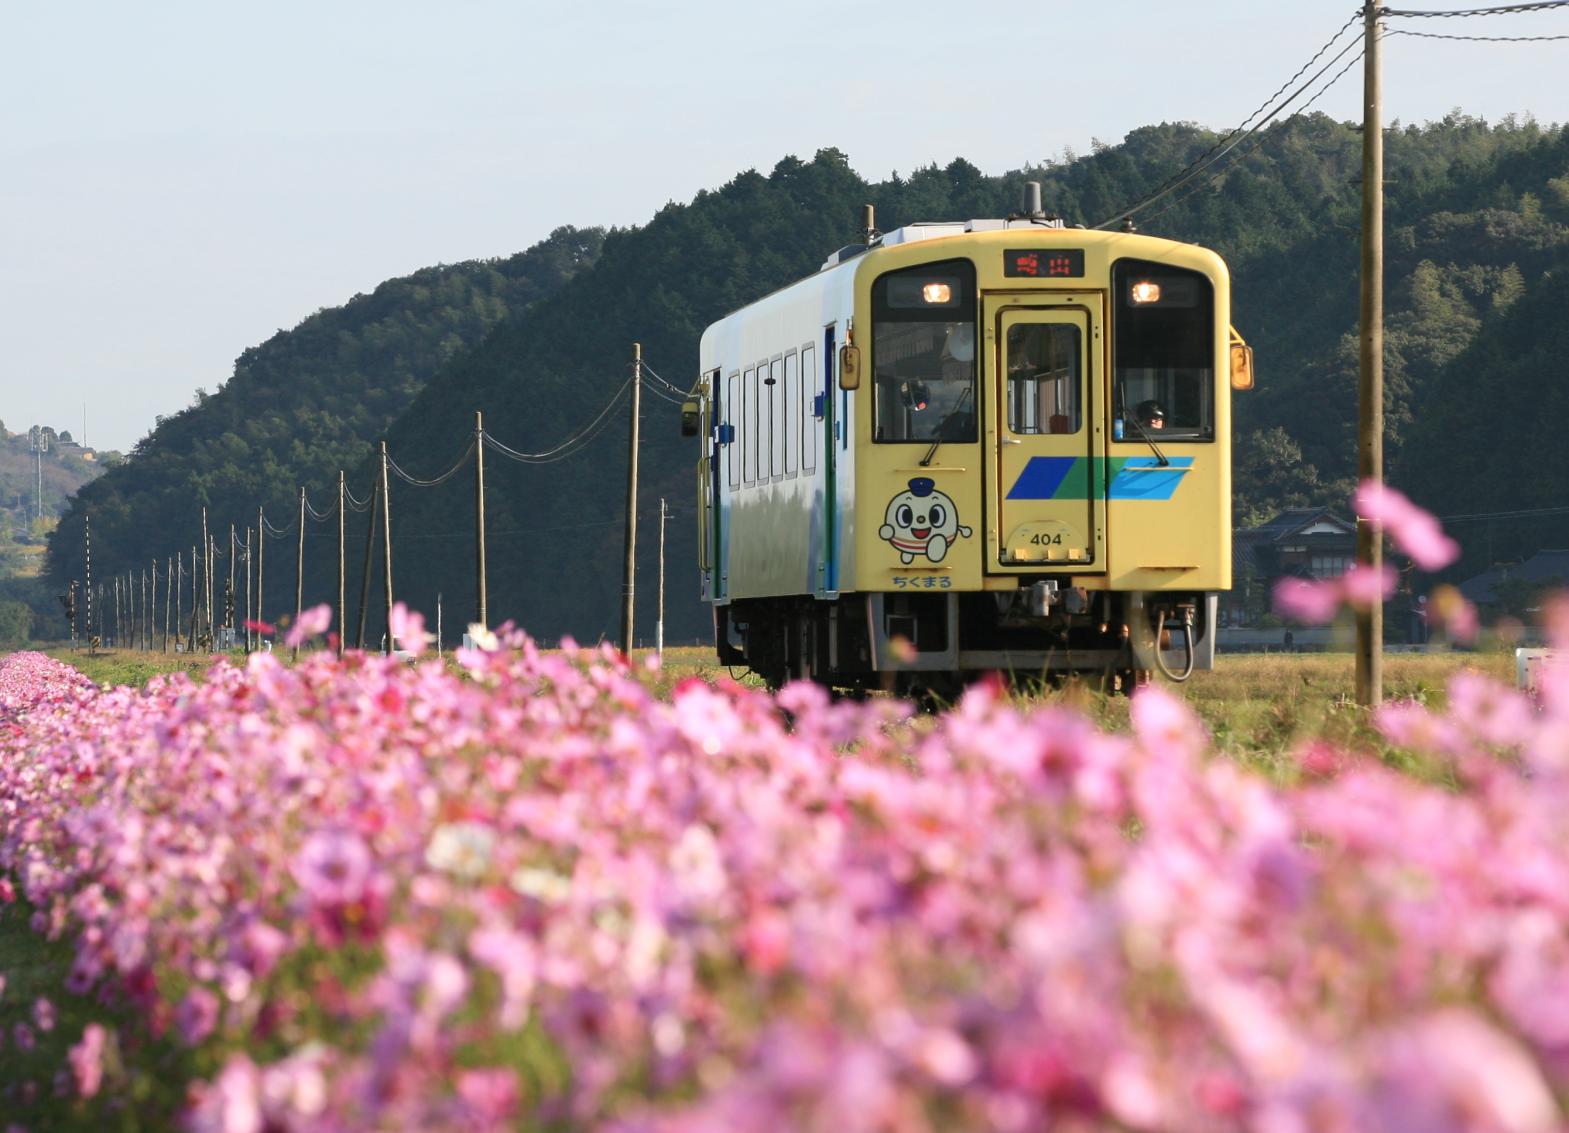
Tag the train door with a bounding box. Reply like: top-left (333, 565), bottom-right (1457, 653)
top-left (704, 369), bottom-right (724, 602)
top-left (816, 324), bottom-right (838, 596)
top-left (983, 297), bottom-right (1106, 571)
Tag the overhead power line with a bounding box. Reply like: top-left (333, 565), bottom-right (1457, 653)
top-left (387, 439), bottom-right (476, 488)
top-left (1133, 43), bottom-right (1368, 228)
top-left (484, 375), bottom-right (634, 464)
top-left (1386, 25), bottom-right (1569, 37)
top-left (1096, 8), bottom-right (1363, 230)
top-left (1384, 1), bottom-right (1569, 16)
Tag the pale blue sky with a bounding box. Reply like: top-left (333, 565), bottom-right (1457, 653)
top-left (2, 0), bottom-right (1565, 452)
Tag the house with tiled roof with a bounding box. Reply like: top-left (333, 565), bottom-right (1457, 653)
top-left (1225, 508), bottom-right (1357, 627)
top-left (1457, 550), bottom-right (1569, 615)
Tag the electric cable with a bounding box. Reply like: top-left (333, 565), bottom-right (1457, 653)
top-left (637, 359), bottom-right (692, 398)
top-left (304, 494), bottom-right (339, 521)
top-left (386, 440), bottom-right (476, 488)
top-left (1133, 43), bottom-right (1368, 227)
top-left (484, 375), bottom-right (634, 464)
top-left (1385, 25), bottom-right (1569, 36)
top-left (1095, 10), bottom-right (1364, 228)
top-left (1384, 1), bottom-right (1569, 16)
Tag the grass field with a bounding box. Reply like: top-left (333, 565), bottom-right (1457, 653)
top-left (38, 640), bottom-right (1512, 780)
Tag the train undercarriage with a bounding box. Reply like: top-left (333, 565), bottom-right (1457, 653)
top-left (716, 586), bottom-right (1218, 700)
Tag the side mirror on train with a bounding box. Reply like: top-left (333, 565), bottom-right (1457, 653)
top-left (1228, 328), bottom-right (1255, 391)
top-left (839, 344), bottom-right (862, 390)
top-left (680, 399), bottom-right (701, 437)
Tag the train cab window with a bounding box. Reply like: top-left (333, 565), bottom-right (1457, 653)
top-left (872, 259), bottom-right (977, 444)
top-left (1006, 323), bottom-right (1082, 434)
top-left (1112, 259), bottom-right (1215, 441)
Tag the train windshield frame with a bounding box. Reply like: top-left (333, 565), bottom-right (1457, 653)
top-left (870, 258), bottom-right (978, 445)
top-left (1111, 259), bottom-right (1215, 442)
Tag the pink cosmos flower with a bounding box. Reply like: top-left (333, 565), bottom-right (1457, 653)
top-left (1355, 480), bottom-right (1459, 571)
top-left (67, 1023), bottom-right (108, 1099)
top-left (283, 604), bottom-right (333, 648)
top-left (388, 602), bottom-right (430, 657)
top-left (1339, 563), bottom-right (1396, 611)
top-left (290, 828), bottom-right (372, 907)
top-left (1273, 576), bottom-right (1342, 624)
top-left (176, 986), bottom-right (221, 1046)
top-left (457, 1067), bottom-right (521, 1125)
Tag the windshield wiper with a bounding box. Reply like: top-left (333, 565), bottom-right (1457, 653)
top-left (1123, 412), bottom-right (1170, 467)
top-left (919, 386), bottom-right (973, 468)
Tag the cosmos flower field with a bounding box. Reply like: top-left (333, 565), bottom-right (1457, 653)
top-left (2, 507), bottom-right (1569, 1130)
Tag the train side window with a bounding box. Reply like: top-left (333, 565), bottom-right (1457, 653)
top-left (783, 351), bottom-right (798, 476)
top-left (769, 357), bottom-right (785, 479)
top-left (1006, 323), bottom-right (1082, 435)
top-left (726, 371), bottom-right (740, 490)
top-left (801, 344), bottom-right (818, 473)
top-left (743, 366), bottom-right (756, 485)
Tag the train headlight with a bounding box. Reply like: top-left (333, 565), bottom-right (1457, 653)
top-left (922, 282), bottom-right (953, 304)
top-left (1129, 280), bottom-right (1162, 305)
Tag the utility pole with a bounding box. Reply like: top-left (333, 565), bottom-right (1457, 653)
top-left (621, 343), bottom-right (642, 654)
top-left (176, 552), bottom-right (184, 651)
top-left (244, 529), bottom-right (253, 652)
top-left (294, 487), bottom-right (306, 659)
top-left (188, 542), bottom-right (200, 651)
top-left (474, 411), bottom-right (488, 630)
top-left (114, 577), bottom-right (121, 650)
top-left (1356, 0), bottom-right (1384, 708)
top-left (657, 496), bottom-right (667, 658)
top-left (257, 506), bottom-right (266, 644)
top-left (357, 481), bottom-right (379, 651)
top-left (228, 522), bottom-right (237, 648)
top-left (29, 427), bottom-right (48, 523)
top-left (165, 556), bottom-right (173, 652)
top-left (143, 567), bottom-right (150, 651)
top-left (84, 515), bottom-right (93, 655)
top-left (200, 508), bottom-right (212, 648)
top-left (337, 471), bottom-right (347, 657)
top-left (380, 441), bottom-right (394, 654)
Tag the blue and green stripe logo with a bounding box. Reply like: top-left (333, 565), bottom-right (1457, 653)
top-left (1006, 456), bottom-right (1193, 501)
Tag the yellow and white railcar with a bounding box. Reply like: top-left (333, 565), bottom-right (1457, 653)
top-left (687, 189), bottom-right (1252, 694)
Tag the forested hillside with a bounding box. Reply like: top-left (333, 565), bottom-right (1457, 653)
top-left (43, 226), bottom-right (605, 594)
top-left (41, 113), bottom-right (1569, 646)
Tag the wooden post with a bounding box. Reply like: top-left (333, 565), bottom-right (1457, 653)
top-left (621, 343), bottom-right (642, 654)
top-left (165, 556), bottom-right (173, 652)
top-left (380, 441), bottom-right (394, 654)
top-left (228, 522), bottom-right (237, 646)
top-left (200, 507), bottom-right (212, 646)
top-left (337, 471), bottom-right (347, 657)
top-left (1356, 0), bottom-right (1384, 708)
top-left (244, 528), bottom-right (253, 651)
top-left (475, 411), bottom-right (488, 630)
top-left (357, 480), bottom-right (379, 651)
top-left (657, 496), bottom-right (666, 658)
top-left (83, 515), bottom-right (93, 655)
top-left (294, 487), bottom-right (306, 659)
top-left (189, 543), bottom-right (200, 649)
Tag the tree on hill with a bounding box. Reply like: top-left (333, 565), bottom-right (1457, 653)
top-left (44, 226), bottom-right (605, 594)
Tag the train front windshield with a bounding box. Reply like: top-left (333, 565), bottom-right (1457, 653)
top-left (872, 260), bottom-right (978, 444)
top-left (1112, 259), bottom-right (1215, 440)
